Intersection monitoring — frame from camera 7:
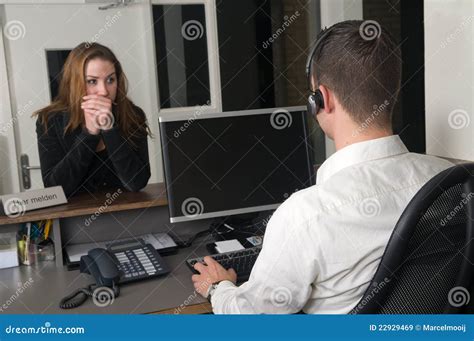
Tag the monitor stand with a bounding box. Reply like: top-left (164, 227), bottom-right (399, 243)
top-left (209, 211), bottom-right (273, 242)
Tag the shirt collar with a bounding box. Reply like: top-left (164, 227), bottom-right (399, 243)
top-left (316, 135), bottom-right (409, 185)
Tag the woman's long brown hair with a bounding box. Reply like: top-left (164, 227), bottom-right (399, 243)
top-left (34, 42), bottom-right (150, 141)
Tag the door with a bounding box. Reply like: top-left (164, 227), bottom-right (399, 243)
top-left (1, 2), bottom-right (162, 193)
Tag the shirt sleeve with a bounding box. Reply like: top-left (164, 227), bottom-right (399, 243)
top-left (100, 107), bottom-right (151, 192)
top-left (36, 116), bottom-right (101, 197)
top-left (210, 198), bottom-right (319, 314)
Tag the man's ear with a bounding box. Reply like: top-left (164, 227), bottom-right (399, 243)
top-left (319, 85), bottom-right (333, 113)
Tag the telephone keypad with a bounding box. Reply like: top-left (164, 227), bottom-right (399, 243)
top-left (111, 244), bottom-right (170, 283)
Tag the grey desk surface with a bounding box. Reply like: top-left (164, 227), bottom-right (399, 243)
top-left (0, 236), bottom-right (214, 314)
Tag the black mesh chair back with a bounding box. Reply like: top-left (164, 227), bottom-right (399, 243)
top-left (351, 163), bottom-right (474, 314)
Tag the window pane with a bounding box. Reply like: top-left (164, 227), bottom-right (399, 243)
top-left (216, 0), bottom-right (325, 166)
top-left (153, 4), bottom-right (210, 109)
top-left (216, 0), bottom-right (310, 111)
top-left (46, 49), bottom-right (71, 101)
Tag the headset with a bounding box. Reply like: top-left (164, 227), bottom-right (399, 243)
top-left (305, 26), bottom-right (335, 117)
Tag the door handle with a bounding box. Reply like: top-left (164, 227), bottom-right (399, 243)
top-left (20, 154), bottom-right (40, 190)
top-left (23, 165), bottom-right (41, 170)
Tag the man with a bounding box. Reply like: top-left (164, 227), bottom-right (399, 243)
top-left (191, 20), bottom-right (452, 314)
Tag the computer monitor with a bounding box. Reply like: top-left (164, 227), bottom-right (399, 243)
top-left (159, 106), bottom-right (315, 223)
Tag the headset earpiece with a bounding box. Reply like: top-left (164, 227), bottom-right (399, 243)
top-left (306, 26), bottom-right (333, 117)
top-left (307, 89), bottom-right (325, 117)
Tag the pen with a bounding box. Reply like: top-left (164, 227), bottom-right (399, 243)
top-left (25, 222), bottom-right (31, 264)
top-left (44, 219), bottom-right (52, 239)
top-left (223, 223), bottom-right (234, 231)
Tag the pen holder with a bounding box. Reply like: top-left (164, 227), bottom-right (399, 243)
top-left (37, 241), bottom-right (55, 262)
top-left (18, 239), bottom-right (38, 266)
top-left (17, 239), bottom-right (55, 265)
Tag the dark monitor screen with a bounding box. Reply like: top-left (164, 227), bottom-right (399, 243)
top-left (159, 107), bottom-right (314, 222)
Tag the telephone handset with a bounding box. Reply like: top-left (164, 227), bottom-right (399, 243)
top-left (60, 238), bottom-right (170, 309)
top-left (80, 248), bottom-right (121, 287)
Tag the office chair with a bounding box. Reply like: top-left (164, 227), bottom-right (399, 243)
top-left (351, 163), bottom-right (474, 314)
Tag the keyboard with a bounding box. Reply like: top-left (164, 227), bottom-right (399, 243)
top-left (186, 246), bottom-right (262, 283)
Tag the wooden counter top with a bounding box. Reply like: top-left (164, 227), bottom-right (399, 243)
top-left (0, 183), bottom-right (168, 226)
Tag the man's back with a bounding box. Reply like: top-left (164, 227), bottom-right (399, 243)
top-left (210, 136), bottom-right (453, 314)
top-left (280, 135), bottom-right (453, 313)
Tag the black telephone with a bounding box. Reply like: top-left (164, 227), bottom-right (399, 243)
top-left (60, 238), bottom-right (170, 309)
top-left (80, 248), bottom-right (121, 287)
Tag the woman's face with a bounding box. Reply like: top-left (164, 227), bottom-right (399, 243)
top-left (84, 58), bottom-right (117, 101)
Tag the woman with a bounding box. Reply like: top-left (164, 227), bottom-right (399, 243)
top-left (34, 42), bottom-right (151, 197)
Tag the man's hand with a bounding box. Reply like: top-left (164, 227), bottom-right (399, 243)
top-left (191, 256), bottom-right (237, 298)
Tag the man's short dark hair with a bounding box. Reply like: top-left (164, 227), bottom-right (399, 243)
top-left (311, 20), bottom-right (401, 128)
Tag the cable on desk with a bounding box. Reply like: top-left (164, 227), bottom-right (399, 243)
top-left (173, 213), bottom-right (271, 248)
top-left (175, 229), bottom-right (211, 248)
top-left (59, 283), bottom-right (120, 309)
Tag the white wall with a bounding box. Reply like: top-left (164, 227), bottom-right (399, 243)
top-left (0, 13), bottom-right (21, 195)
top-left (319, 0), bottom-right (363, 158)
top-left (425, 0), bottom-right (474, 160)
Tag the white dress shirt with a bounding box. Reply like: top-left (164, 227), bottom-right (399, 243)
top-left (211, 135), bottom-right (453, 314)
